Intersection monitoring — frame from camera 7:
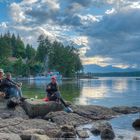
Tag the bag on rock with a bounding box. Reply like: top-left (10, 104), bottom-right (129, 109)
top-left (7, 97), bottom-right (21, 108)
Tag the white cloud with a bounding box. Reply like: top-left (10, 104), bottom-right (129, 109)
top-left (10, 3), bottom-right (26, 23)
top-left (41, 0), bottom-right (60, 10)
top-left (105, 8), bottom-right (116, 14)
top-left (0, 22), bottom-right (7, 28)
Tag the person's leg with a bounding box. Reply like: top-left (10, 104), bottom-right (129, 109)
top-left (55, 91), bottom-right (68, 107)
top-left (17, 88), bottom-right (22, 98)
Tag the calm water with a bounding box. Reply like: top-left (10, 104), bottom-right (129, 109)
top-left (22, 77), bottom-right (140, 107)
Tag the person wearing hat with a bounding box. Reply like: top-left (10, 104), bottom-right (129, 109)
top-left (46, 76), bottom-right (68, 106)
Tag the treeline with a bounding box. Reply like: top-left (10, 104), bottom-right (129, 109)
top-left (0, 32), bottom-right (83, 77)
top-left (83, 72), bottom-right (140, 77)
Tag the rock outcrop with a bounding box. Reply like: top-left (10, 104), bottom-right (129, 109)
top-left (44, 111), bottom-right (91, 126)
top-left (91, 121), bottom-right (115, 139)
top-left (23, 99), bottom-right (64, 118)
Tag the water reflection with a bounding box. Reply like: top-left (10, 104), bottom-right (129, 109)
top-left (22, 77), bottom-right (140, 107)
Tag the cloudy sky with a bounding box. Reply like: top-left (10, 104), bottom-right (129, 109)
top-left (0, 0), bottom-right (140, 70)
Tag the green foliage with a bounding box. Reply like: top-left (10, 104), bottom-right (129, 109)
top-left (0, 32), bottom-right (83, 77)
top-left (37, 35), bottom-right (83, 77)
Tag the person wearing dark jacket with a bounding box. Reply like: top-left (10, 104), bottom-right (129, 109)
top-left (1, 72), bottom-right (22, 99)
top-left (46, 76), bottom-right (68, 107)
top-left (0, 69), bottom-right (5, 95)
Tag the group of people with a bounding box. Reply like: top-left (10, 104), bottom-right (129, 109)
top-left (0, 69), bottom-right (22, 99)
top-left (0, 69), bottom-right (73, 112)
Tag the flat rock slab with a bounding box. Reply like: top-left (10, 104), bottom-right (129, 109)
top-left (111, 106), bottom-right (140, 114)
top-left (0, 117), bottom-right (60, 138)
top-left (44, 111), bottom-right (91, 126)
top-left (0, 133), bottom-right (21, 140)
top-left (23, 99), bottom-right (64, 118)
top-left (72, 105), bottom-right (119, 120)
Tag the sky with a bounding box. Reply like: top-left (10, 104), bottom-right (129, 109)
top-left (0, 0), bottom-right (140, 70)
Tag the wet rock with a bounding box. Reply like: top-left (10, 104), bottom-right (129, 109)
top-left (132, 119), bottom-right (140, 129)
top-left (0, 133), bottom-right (21, 140)
top-left (112, 106), bottom-right (140, 114)
top-left (31, 134), bottom-right (50, 140)
top-left (91, 121), bottom-right (115, 139)
top-left (76, 130), bottom-right (89, 138)
top-left (0, 117), bottom-right (60, 138)
top-left (72, 105), bottom-right (118, 120)
top-left (56, 125), bottom-right (76, 139)
top-left (44, 111), bottom-right (91, 126)
top-left (91, 121), bottom-right (112, 135)
top-left (100, 128), bottom-right (115, 140)
top-left (23, 99), bottom-right (64, 118)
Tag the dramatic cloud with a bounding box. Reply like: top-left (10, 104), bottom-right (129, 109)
top-left (0, 0), bottom-right (140, 69)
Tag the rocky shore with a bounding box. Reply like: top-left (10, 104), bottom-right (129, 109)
top-left (0, 98), bottom-right (140, 140)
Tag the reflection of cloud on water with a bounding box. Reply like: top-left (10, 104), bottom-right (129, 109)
top-left (78, 83), bottom-right (109, 105)
top-left (113, 78), bottom-right (128, 93)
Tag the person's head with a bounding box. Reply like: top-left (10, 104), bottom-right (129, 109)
top-left (51, 76), bottom-right (56, 84)
top-left (0, 69), bottom-right (4, 79)
top-left (6, 72), bottom-right (11, 80)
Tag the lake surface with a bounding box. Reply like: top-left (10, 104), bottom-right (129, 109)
top-left (22, 77), bottom-right (140, 107)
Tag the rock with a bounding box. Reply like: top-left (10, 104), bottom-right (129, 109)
top-left (0, 117), bottom-right (60, 138)
top-left (20, 129), bottom-right (46, 140)
top-left (132, 119), bottom-right (140, 129)
top-left (31, 134), bottom-right (50, 140)
top-left (91, 121), bottom-right (112, 135)
top-left (76, 130), bottom-right (89, 138)
top-left (100, 128), bottom-right (115, 140)
top-left (0, 98), bottom-right (28, 119)
top-left (112, 106), bottom-right (140, 114)
top-left (72, 105), bottom-right (119, 120)
top-left (23, 99), bottom-right (64, 118)
top-left (44, 111), bottom-right (91, 126)
top-left (91, 121), bottom-right (115, 139)
top-left (56, 125), bottom-right (76, 139)
top-left (0, 133), bottom-right (21, 140)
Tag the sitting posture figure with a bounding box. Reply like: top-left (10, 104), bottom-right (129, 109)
top-left (1, 72), bottom-right (23, 99)
top-left (0, 69), bottom-right (5, 97)
top-left (46, 76), bottom-right (67, 107)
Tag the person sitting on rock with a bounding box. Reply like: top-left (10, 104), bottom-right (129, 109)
top-left (46, 76), bottom-right (66, 103)
top-left (0, 69), bottom-right (5, 97)
top-left (0, 72), bottom-right (23, 99)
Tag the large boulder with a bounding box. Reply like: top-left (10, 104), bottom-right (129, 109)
top-left (71, 105), bottom-right (119, 120)
top-left (0, 117), bottom-right (60, 138)
top-left (0, 99), bottom-right (28, 119)
top-left (91, 121), bottom-right (115, 139)
top-left (132, 119), bottom-right (140, 130)
top-left (111, 106), bottom-right (140, 114)
top-left (44, 111), bottom-right (91, 126)
top-left (23, 99), bottom-right (64, 118)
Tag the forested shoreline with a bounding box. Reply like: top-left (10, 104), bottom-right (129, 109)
top-left (0, 32), bottom-right (83, 77)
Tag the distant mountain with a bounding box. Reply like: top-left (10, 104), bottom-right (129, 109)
top-left (84, 64), bottom-right (139, 73)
